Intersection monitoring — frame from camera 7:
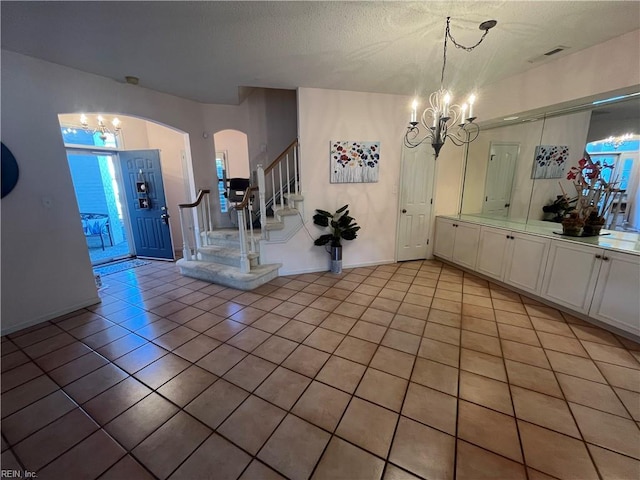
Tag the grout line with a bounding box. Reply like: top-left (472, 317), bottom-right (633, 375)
top-left (3, 259), bottom-right (640, 480)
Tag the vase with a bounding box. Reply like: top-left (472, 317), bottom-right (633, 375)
top-left (330, 245), bottom-right (342, 274)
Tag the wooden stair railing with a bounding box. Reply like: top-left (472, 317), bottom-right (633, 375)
top-left (178, 189), bottom-right (212, 260)
top-left (256, 140), bottom-right (300, 238)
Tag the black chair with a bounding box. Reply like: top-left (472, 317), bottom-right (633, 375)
top-left (225, 178), bottom-right (251, 204)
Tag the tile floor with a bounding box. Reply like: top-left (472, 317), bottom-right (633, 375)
top-left (2, 259), bottom-right (640, 480)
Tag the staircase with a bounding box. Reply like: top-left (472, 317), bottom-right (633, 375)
top-left (176, 141), bottom-right (304, 290)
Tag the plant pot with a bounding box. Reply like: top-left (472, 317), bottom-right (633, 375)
top-left (330, 245), bottom-right (342, 274)
top-left (561, 213), bottom-right (584, 236)
top-left (562, 225), bottom-right (583, 236)
top-left (583, 215), bottom-right (605, 236)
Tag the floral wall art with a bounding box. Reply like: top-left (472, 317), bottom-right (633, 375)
top-left (330, 140), bottom-right (380, 183)
top-left (531, 145), bottom-right (569, 179)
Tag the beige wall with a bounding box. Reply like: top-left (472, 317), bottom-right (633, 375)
top-left (477, 30), bottom-right (640, 123)
top-left (261, 87), bottom-right (409, 274)
top-left (1, 50), bottom-right (205, 334)
top-left (213, 130), bottom-right (250, 179)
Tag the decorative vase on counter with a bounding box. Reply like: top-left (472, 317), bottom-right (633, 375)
top-left (561, 212), bottom-right (584, 236)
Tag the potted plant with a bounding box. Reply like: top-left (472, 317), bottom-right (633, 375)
top-left (542, 194), bottom-right (576, 222)
top-left (313, 204), bottom-right (360, 274)
top-left (563, 153), bottom-right (617, 236)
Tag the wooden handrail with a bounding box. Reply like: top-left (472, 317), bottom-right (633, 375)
top-left (262, 139), bottom-right (298, 175)
top-left (233, 186), bottom-right (259, 210)
top-left (179, 189), bottom-right (211, 209)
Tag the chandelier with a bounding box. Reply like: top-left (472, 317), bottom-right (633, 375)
top-left (404, 17), bottom-right (497, 158)
top-left (80, 114), bottom-right (122, 141)
top-left (603, 133), bottom-right (634, 150)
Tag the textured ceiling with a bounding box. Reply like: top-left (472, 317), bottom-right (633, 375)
top-left (2, 1), bottom-right (639, 105)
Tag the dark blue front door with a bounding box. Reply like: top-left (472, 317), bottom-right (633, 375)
top-left (119, 150), bottom-right (174, 260)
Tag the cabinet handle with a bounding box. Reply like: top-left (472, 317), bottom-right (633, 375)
top-left (603, 256), bottom-right (610, 262)
top-left (506, 234), bottom-right (510, 239)
top-left (595, 254), bottom-right (602, 259)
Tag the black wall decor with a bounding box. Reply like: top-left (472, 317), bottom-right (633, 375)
top-left (1, 142), bottom-right (20, 198)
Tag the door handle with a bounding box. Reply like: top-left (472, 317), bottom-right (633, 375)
top-left (160, 206), bottom-right (170, 225)
top-left (402, 209), bottom-right (407, 214)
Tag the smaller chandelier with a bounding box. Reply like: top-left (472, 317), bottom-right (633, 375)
top-left (405, 17), bottom-right (497, 158)
top-left (603, 133), bottom-right (634, 150)
top-left (80, 114), bottom-right (122, 141)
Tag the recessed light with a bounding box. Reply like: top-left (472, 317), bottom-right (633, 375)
top-left (503, 116), bottom-right (519, 121)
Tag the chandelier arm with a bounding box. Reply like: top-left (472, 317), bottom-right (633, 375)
top-left (446, 123), bottom-right (481, 146)
top-left (404, 126), bottom-right (435, 149)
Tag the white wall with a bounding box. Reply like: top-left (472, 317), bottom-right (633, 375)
top-left (0, 51), bottom-right (209, 334)
top-left (261, 88), bottom-right (409, 274)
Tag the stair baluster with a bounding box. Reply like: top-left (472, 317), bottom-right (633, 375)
top-left (257, 164), bottom-right (267, 240)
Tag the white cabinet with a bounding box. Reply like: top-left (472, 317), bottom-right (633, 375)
top-left (542, 241), bottom-right (602, 313)
top-left (477, 226), bottom-right (550, 295)
top-left (435, 216), bottom-right (639, 338)
top-left (504, 232), bottom-right (550, 294)
top-left (434, 217), bottom-right (456, 260)
top-left (476, 227), bottom-right (509, 279)
top-left (542, 241), bottom-right (640, 336)
top-left (434, 217), bottom-right (480, 270)
top-left (590, 251), bottom-right (640, 336)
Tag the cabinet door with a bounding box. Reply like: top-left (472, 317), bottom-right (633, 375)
top-left (434, 218), bottom-right (456, 260)
top-left (504, 233), bottom-right (550, 295)
top-left (590, 251), bottom-right (640, 336)
top-left (541, 241), bottom-right (601, 313)
top-left (476, 226), bottom-right (510, 280)
top-left (452, 222), bottom-right (481, 270)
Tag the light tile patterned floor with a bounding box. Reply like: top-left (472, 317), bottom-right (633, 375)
top-left (2, 259), bottom-right (640, 479)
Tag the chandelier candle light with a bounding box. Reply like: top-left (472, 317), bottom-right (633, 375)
top-left (80, 114), bottom-right (122, 141)
top-left (405, 17), bottom-right (497, 158)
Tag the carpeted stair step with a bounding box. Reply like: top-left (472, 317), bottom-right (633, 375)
top-left (176, 259), bottom-right (281, 291)
top-left (198, 245), bottom-right (259, 268)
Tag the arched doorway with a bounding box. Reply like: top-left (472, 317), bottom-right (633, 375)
top-left (213, 129), bottom-right (249, 219)
top-left (58, 113), bottom-right (194, 264)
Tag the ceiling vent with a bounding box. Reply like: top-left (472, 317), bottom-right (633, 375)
top-left (527, 45), bottom-right (570, 63)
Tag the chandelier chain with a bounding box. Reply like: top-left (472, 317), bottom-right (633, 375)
top-left (440, 16), bottom-right (491, 87)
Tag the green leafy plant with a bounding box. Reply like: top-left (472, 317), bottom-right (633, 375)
top-left (313, 204), bottom-right (360, 247)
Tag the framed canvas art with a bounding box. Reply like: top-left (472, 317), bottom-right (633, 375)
top-left (532, 145), bottom-right (569, 179)
top-left (330, 141), bottom-right (380, 183)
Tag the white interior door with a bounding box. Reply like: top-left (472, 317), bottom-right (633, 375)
top-left (397, 143), bottom-right (435, 261)
top-left (482, 143), bottom-right (519, 217)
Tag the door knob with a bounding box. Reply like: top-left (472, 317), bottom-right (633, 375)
top-left (402, 209), bottom-right (407, 214)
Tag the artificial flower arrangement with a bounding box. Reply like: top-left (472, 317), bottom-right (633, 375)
top-left (561, 153), bottom-right (617, 235)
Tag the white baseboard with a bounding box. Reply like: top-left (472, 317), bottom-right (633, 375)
top-left (1, 296), bottom-right (101, 336)
top-left (278, 259), bottom-right (396, 276)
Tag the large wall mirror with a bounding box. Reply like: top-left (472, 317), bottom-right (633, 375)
top-left (461, 93), bottom-right (640, 232)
